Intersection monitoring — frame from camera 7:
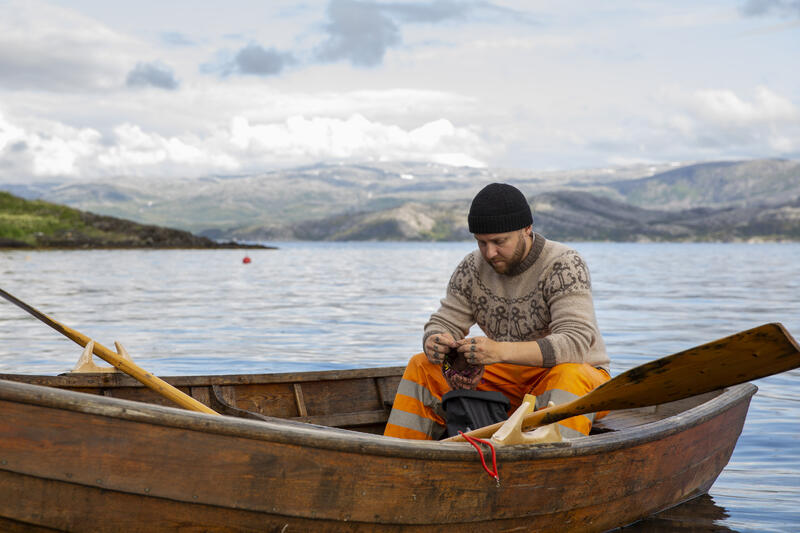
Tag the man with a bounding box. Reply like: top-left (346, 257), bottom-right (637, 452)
top-left (384, 183), bottom-right (610, 440)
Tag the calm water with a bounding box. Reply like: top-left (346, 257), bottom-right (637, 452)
top-left (1, 242), bottom-right (798, 532)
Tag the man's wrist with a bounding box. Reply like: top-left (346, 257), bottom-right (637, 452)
top-left (500, 340), bottom-right (544, 366)
top-left (500, 341), bottom-right (516, 364)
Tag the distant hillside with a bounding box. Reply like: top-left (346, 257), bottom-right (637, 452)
top-left (0, 191), bottom-right (268, 249)
top-left (600, 159), bottom-right (800, 209)
top-left (218, 201), bottom-right (472, 242)
top-left (531, 190), bottom-right (800, 242)
top-left (224, 190), bottom-right (800, 242)
top-left (0, 160), bottom-right (680, 234)
top-left (3, 158), bottom-right (798, 241)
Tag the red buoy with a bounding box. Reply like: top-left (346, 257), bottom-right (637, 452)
top-left (242, 256), bottom-right (251, 264)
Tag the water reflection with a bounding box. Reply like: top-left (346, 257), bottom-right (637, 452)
top-left (620, 494), bottom-right (735, 532)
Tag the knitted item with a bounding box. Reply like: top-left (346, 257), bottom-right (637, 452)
top-left (442, 351), bottom-right (484, 390)
top-left (468, 183), bottom-right (533, 234)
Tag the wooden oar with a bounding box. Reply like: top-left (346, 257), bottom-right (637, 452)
top-left (0, 287), bottom-right (219, 416)
top-left (445, 322), bottom-right (800, 442)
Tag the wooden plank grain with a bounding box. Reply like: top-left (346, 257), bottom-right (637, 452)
top-left (0, 386), bottom-right (753, 530)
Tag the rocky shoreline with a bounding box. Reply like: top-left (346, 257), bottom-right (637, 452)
top-left (0, 192), bottom-right (273, 250)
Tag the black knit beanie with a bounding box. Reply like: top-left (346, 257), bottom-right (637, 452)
top-left (467, 183), bottom-right (533, 234)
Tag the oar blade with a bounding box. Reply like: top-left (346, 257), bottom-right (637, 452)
top-left (561, 322), bottom-right (800, 416)
top-left (448, 323), bottom-right (800, 441)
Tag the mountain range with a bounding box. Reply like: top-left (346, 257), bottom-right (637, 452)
top-left (3, 158), bottom-right (799, 242)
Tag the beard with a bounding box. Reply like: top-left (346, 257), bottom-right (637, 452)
top-left (489, 232), bottom-right (528, 274)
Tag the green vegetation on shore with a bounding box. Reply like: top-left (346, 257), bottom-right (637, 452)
top-left (2, 192), bottom-right (102, 246)
top-left (0, 191), bottom-right (266, 249)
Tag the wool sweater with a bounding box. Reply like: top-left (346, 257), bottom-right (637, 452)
top-left (424, 233), bottom-right (609, 371)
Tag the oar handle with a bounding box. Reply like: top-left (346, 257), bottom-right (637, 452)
top-left (86, 336), bottom-right (219, 415)
top-left (0, 288), bottom-right (219, 416)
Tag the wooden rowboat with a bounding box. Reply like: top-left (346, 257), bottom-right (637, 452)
top-left (0, 366), bottom-right (757, 532)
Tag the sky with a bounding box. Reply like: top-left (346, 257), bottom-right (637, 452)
top-left (0, 0), bottom-right (798, 183)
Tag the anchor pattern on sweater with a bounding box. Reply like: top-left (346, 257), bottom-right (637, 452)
top-left (447, 252), bottom-right (591, 342)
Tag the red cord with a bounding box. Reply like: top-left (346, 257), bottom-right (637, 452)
top-left (459, 431), bottom-right (499, 484)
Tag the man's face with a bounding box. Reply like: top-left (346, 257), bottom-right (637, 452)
top-left (475, 228), bottom-right (530, 274)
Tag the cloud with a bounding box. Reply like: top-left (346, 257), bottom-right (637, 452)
top-left (0, 112), bottom-right (241, 180)
top-left (205, 43), bottom-right (295, 77)
top-left (231, 44), bottom-right (294, 76)
top-left (648, 86), bottom-right (800, 158)
top-left (0, 114), bottom-right (26, 153)
top-left (688, 86), bottom-right (798, 125)
top-left (0, 0), bottom-right (135, 91)
top-left (0, 108), bottom-right (488, 182)
top-left (161, 31), bottom-right (196, 46)
top-left (200, 1), bottom-right (520, 74)
top-left (518, 85), bottom-right (800, 168)
top-left (382, 0), bottom-right (474, 24)
top-left (126, 62), bottom-right (180, 90)
top-left (228, 113), bottom-right (488, 166)
top-left (314, 0), bottom-right (488, 67)
top-left (315, 0), bottom-right (402, 67)
top-left (740, 0), bottom-right (800, 17)
top-left (97, 123), bottom-right (238, 173)
top-left (0, 111), bottom-right (102, 178)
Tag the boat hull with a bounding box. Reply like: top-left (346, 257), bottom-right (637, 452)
top-left (0, 373), bottom-right (755, 532)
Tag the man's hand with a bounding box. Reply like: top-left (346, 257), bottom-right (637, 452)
top-left (424, 333), bottom-right (457, 365)
top-left (455, 336), bottom-right (507, 365)
top-left (442, 351), bottom-right (485, 390)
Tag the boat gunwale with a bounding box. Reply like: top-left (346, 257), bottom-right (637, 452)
top-left (0, 374), bottom-right (757, 462)
top-left (0, 366), bottom-right (408, 388)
